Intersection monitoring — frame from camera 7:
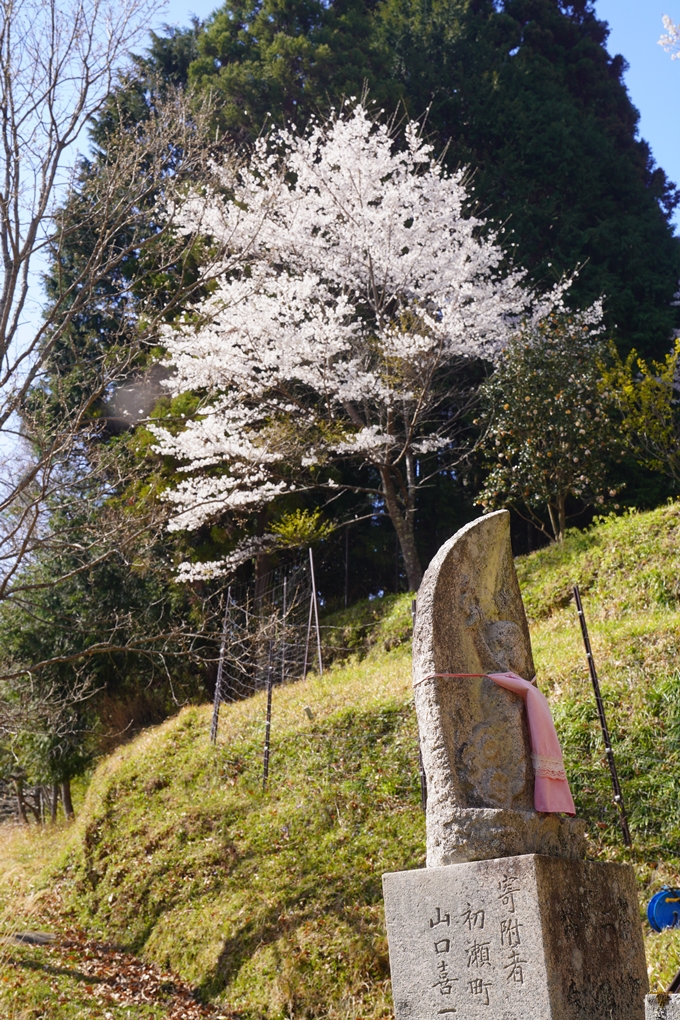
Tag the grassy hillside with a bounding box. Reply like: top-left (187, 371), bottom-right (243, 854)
top-left (2, 503), bottom-right (680, 1016)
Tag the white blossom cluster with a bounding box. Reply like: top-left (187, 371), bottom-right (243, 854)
top-left (660, 15), bottom-right (680, 58)
top-left (151, 104), bottom-right (564, 579)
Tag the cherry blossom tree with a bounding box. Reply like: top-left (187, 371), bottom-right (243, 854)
top-left (152, 104), bottom-right (557, 590)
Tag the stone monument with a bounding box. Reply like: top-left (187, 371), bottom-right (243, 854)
top-left (382, 510), bottom-right (648, 1020)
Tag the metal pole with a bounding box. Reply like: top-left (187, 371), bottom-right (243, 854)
top-left (262, 641), bottom-right (274, 791)
top-left (418, 747), bottom-right (427, 813)
top-left (210, 587), bottom-right (231, 744)
top-left (412, 597), bottom-right (427, 812)
top-left (302, 587), bottom-right (314, 680)
top-left (572, 584), bottom-right (632, 847)
top-left (309, 547), bottom-right (323, 675)
top-left (281, 576), bottom-right (287, 686)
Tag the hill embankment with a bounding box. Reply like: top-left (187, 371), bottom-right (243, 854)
top-left (2, 504), bottom-right (680, 1016)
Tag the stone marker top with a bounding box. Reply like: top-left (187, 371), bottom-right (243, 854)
top-left (412, 510), bottom-right (586, 866)
top-left (413, 509), bottom-right (535, 685)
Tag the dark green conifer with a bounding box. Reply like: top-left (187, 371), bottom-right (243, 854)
top-left (188, 0), bottom-right (397, 138)
top-left (187, 0), bottom-right (680, 356)
top-left (382, 0), bottom-right (679, 357)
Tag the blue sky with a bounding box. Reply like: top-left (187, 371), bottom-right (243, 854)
top-left (159, 0), bottom-right (680, 222)
top-left (595, 1), bottom-right (680, 220)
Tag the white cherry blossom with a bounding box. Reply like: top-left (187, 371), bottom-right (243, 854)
top-left (660, 15), bottom-right (680, 57)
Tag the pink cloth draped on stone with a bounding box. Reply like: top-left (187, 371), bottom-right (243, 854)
top-left (486, 671), bottom-right (575, 815)
top-left (415, 671), bottom-right (576, 815)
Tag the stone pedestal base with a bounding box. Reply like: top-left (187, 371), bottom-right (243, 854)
top-left (647, 995), bottom-right (680, 1019)
top-left (427, 807), bottom-right (587, 866)
top-left (382, 854), bottom-right (647, 1020)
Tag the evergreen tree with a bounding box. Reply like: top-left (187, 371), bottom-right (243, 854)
top-left (387, 0), bottom-right (680, 358)
top-left (188, 0), bottom-right (397, 138)
top-left (476, 305), bottom-right (620, 541)
top-left (0, 482), bottom-right (217, 786)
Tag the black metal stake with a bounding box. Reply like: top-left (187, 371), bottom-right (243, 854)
top-left (573, 584), bottom-right (632, 847)
top-left (418, 747), bottom-right (427, 813)
top-left (210, 587), bottom-right (231, 744)
top-left (262, 641), bottom-right (274, 791)
top-left (412, 597), bottom-right (427, 812)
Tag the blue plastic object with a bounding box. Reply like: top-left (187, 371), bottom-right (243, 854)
top-left (647, 888), bottom-right (680, 932)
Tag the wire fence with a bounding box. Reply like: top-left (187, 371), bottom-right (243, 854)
top-left (210, 550), bottom-right (323, 743)
top-left (210, 563), bottom-right (425, 803)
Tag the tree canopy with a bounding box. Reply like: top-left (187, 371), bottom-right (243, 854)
top-left (188, 0), bottom-right (680, 357)
top-left (477, 305), bottom-right (618, 541)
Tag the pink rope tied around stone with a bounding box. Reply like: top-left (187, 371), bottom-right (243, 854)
top-left (414, 671), bottom-right (576, 816)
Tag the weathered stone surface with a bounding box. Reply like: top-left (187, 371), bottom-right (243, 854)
top-left (382, 854), bottom-right (648, 1020)
top-left (647, 995), bottom-right (680, 1020)
top-left (412, 510), bottom-right (586, 865)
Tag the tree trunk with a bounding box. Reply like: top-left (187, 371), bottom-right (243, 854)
top-left (558, 495), bottom-right (567, 543)
top-left (24, 789), bottom-right (41, 825)
top-left (380, 466), bottom-right (423, 591)
top-left (405, 450), bottom-right (418, 544)
top-left (14, 779), bottom-right (29, 825)
top-left (344, 525), bottom-right (350, 608)
top-left (61, 779), bottom-right (75, 821)
top-left (51, 784), bottom-right (60, 823)
top-left (547, 503), bottom-right (559, 543)
top-left (254, 507), bottom-right (272, 605)
top-left (547, 496), bottom-right (567, 543)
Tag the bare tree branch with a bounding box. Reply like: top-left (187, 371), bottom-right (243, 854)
top-left (0, 10), bottom-right (248, 605)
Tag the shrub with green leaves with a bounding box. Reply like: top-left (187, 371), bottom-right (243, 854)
top-left (604, 337), bottom-right (680, 488)
top-left (477, 311), bottom-right (620, 541)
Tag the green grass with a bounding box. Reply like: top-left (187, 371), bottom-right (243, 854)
top-left (69, 649), bottom-right (420, 1016)
top-left (3, 502), bottom-right (680, 1015)
top-left (319, 592), bottom-right (414, 665)
top-left (515, 501), bottom-right (680, 620)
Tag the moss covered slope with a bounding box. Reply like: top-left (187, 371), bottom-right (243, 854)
top-left (518, 505), bottom-right (680, 859)
top-left (61, 642), bottom-right (421, 1017)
